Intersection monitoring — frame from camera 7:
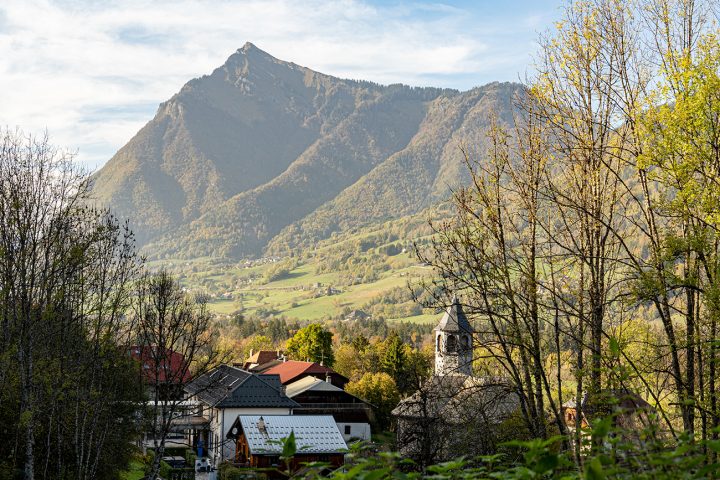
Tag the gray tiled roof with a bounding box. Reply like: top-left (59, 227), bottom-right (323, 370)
top-left (232, 415), bottom-right (347, 455)
top-left (434, 296), bottom-right (473, 333)
top-left (185, 364), bottom-right (299, 409)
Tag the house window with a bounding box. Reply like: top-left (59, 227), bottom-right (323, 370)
top-left (344, 425), bottom-right (351, 435)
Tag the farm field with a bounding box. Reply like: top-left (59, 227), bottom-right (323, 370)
top-left (149, 214), bottom-right (441, 324)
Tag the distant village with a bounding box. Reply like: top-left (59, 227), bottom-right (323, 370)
top-left (134, 298), bottom-right (654, 479)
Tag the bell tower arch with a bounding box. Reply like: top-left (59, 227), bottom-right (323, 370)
top-left (434, 296), bottom-right (474, 376)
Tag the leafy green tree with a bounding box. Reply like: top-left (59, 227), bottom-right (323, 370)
top-left (244, 335), bottom-right (275, 360)
top-left (285, 323), bottom-right (335, 366)
top-left (381, 331), bottom-right (407, 390)
top-left (351, 334), bottom-right (370, 353)
top-left (333, 343), bottom-right (366, 381)
top-left (402, 345), bottom-right (434, 391)
top-left (345, 372), bottom-right (400, 430)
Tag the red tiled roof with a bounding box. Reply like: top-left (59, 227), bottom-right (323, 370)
top-left (129, 346), bottom-right (192, 384)
top-left (262, 361), bottom-right (342, 385)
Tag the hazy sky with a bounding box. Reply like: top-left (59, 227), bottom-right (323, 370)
top-left (0, 0), bottom-right (563, 169)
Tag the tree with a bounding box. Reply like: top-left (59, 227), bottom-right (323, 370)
top-left (381, 331), bottom-right (407, 392)
top-left (345, 372), bottom-right (400, 430)
top-left (532, 0), bottom-right (631, 402)
top-left (419, 112), bottom-right (564, 441)
top-left (333, 343), bottom-right (366, 381)
top-left (0, 129), bottom-right (143, 479)
top-left (351, 334), bottom-right (370, 353)
top-left (134, 270), bottom-right (227, 480)
top-left (417, 0), bottom-right (720, 457)
top-left (242, 334), bottom-right (275, 360)
top-left (632, 9), bottom-right (720, 440)
top-left (285, 323), bottom-right (335, 367)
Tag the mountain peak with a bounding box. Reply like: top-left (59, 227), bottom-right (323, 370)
top-left (231, 41), bottom-right (279, 67)
top-left (239, 41), bottom-right (258, 53)
top-left (92, 46), bottom-right (520, 260)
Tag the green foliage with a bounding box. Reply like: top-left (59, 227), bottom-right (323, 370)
top-left (243, 335), bottom-right (275, 359)
top-left (158, 460), bottom-right (173, 480)
top-left (345, 372), bottom-right (400, 430)
top-left (281, 430), bottom-right (298, 461)
top-left (219, 463), bottom-right (268, 480)
top-left (119, 457), bottom-right (146, 480)
top-left (263, 258), bottom-right (299, 283)
top-left (290, 422), bottom-right (720, 479)
top-left (352, 334), bottom-right (371, 353)
top-left (381, 332), bottom-right (407, 389)
top-left (285, 323), bottom-right (335, 366)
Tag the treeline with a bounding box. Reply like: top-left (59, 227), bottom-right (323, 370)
top-left (357, 285), bottom-right (427, 319)
top-left (216, 312), bottom-right (433, 363)
top-left (0, 132), bottom-right (144, 479)
top-left (0, 131), bottom-right (223, 480)
top-left (420, 0), bottom-right (720, 462)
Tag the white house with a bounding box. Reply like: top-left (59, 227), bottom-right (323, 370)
top-left (184, 364), bottom-right (299, 465)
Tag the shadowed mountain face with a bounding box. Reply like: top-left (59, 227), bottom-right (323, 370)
top-left (91, 42), bottom-right (522, 260)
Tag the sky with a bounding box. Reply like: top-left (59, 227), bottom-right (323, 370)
top-left (0, 0), bottom-right (563, 170)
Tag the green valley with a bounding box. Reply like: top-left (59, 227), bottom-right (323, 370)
top-left (152, 209), bottom-right (444, 324)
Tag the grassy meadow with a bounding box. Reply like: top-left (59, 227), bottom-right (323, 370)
top-left (148, 216), bottom-right (440, 324)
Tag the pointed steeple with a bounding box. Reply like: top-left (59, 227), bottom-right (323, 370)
top-left (434, 295), bottom-right (473, 334)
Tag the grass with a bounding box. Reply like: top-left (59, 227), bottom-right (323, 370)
top-left (119, 459), bottom-right (145, 480)
top-left (158, 220), bottom-right (439, 324)
top-left (205, 259), bottom-right (434, 323)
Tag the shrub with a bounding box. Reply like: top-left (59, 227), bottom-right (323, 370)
top-left (296, 421), bottom-right (720, 479)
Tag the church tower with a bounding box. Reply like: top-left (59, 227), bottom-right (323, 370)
top-left (434, 296), bottom-right (474, 376)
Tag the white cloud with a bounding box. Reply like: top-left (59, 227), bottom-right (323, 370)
top-left (0, 0), bottom-right (554, 169)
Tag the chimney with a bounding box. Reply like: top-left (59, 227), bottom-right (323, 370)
top-left (326, 372), bottom-right (332, 384)
top-left (257, 416), bottom-right (267, 436)
top-left (249, 349), bottom-right (254, 358)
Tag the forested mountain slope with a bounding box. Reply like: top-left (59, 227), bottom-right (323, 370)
top-left (91, 42), bottom-right (521, 259)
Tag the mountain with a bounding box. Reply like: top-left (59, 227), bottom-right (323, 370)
top-left (91, 42), bottom-right (522, 260)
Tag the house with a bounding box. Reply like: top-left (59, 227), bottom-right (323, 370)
top-left (256, 360), bottom-right (349, 389)
top-left (285, 376), bottom-right (373, 441)
top-left (226, 415), bottom-right (347, 473)
top-left (241, 350), bottom-right (284, 370)
top-left (392, 297), bottom-right (520, 465)
top-left (129, 345), bottom-right (191, 400)
top-left (562, 389), bottom-right (656, 434)
top-left (184, 365), bottom-right (299, 465)
top-left (343, 310), bottom-right (370, 322)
